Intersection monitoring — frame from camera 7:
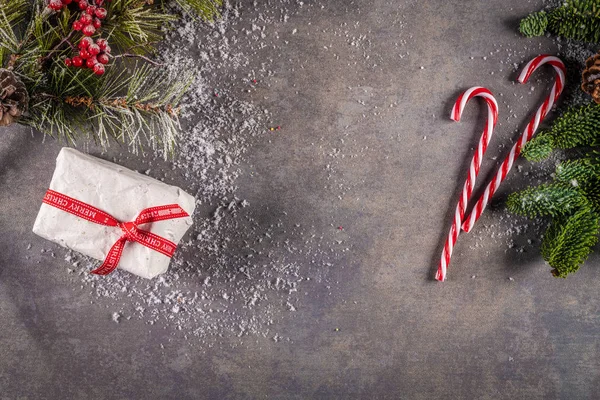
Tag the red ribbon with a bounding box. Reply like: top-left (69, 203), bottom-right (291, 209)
top-left (42, 189), bottom-right (190, 275)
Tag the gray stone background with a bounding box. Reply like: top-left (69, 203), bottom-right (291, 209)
top-left (2, 0), bottom-right (600, 398)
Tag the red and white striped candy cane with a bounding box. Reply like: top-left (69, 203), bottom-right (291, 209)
top-left (461, 55), bottom-right (566, 233)
top-left (436, 87), bottom-right (499, 282)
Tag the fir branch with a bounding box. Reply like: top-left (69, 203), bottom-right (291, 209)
top-left (508, 105), bottom-right (600, 277)
top-left (0, 1), bottom-right (24, 58)
top-left (549, 0), bottom-right (600, 43)
top-left (104, 0), bottom-right (176, 55)
top-left (22, 60), bottom-right (191, 157)
top-left (541, 208), bottom-right (600, 278)
top-left (522, 103), bottom-right (600, 161)
top-left (506, 183), bottom-right (589, 218)
top-left (40, 30), bottom-right (75, 64)
top-left (520, 11), bottom-right (548, 37)
top-left (114, 52), bottom-right (163, 66)
top-left (168, 0), bottom-right (223, 21)
top-left (519, 0), bottom-right (600, 43)
top-left (0, 0), bottom-right (211, 158)
top-left (555, 158), bottom-right (600, 188)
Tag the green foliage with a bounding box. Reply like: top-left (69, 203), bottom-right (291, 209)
top-left (0, 0), bottom-right (220, 156)
top-left (171, 0), bottom-right (223, 21)
top-left (508, 172), bottom-right (600, 277)
top-left (22, 60), bottom-right (192, 155)
top-left (521, 131), bottom-right (554, 162)
top-left (519, 11), bottom-right (548, 37)
top-left (522, 103), bottom-right (600, 162)
top-left (519, 0), bottom-right (600, 42)
top-left (541, 208), bottom-right (599, 277)
top-left (555, 158), bottom-right (600, 188)
top-left (508, 102), bottom-right (600, 277)
top-left (507, 183), bottom-right (589, 218)
top-left (104, 0), bottom-right (177, 55)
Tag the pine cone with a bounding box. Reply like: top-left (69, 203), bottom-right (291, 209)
top-left (0, 68), bottom-right (28, 127)
top-left (582, 52), bottom-right (600, 104)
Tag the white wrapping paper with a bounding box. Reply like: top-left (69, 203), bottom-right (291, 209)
top-left (33, 148), bottom-right (195, 279)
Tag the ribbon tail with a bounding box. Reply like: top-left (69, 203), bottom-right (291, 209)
top-left (91, 237), bottom-right (127, 275)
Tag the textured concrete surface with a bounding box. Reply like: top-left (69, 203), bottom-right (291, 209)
top-left (2, 0), bottom-right (600, 399)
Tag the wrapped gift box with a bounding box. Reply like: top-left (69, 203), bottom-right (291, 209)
top-left (33, 148), bottom-right (195, 279)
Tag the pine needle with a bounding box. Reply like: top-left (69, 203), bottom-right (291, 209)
top-left (519, 0), bottom-right (600, 42)
top-left (541, 208), bottom-right (600, 278)
top-left (522, 103), bottom-right (600, 161)
top-left (507, 183), bottom-right (589, 218)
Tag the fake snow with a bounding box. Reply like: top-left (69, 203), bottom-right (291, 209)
top-left (45, 0), bottom-right (369, 347)
top-left (38, 0), bottom-right (598, 345)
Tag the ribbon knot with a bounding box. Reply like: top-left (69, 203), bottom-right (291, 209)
top-left (118, 221), bottom-right (139, 241)
top-left (42, 189), bottom-right (190, 276)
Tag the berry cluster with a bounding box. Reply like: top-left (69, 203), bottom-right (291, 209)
top-left (47, 0), bottom-right (112, 76)
top-left (48, 0), bottom-right (108, 36)
top-left (65, 37), bottom-right (111, 76)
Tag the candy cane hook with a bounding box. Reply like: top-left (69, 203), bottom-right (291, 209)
top-left (436, 87), bottom-right (499, 282)
top-left (461, 55), bottom-right (566, 233)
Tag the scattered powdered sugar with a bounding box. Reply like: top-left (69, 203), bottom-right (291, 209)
top-left (38, 0), bottom-right (598, 342)
top-left (43, 0), bottom-right (355, 347)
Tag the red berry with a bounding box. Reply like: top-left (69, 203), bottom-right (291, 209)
top-left (72, 56), bottom-right (83, 67)
top-left (80, 13), bottom-right (92, 24)
top-left (82, 24), bottom-right (96, 36)
top-left (73, 20), bottom-right (83, 31)
top-left (86, 6), bottom-right (96, 14)
top-left (92, 18), bottom-right (102, 29)
top-left (103, 44), bottom-right (111, 54)
top-left (48, 0), bottom-right (63, 10)
top-left (62, 0), bottom-right (72, 4)
top-left (95, 8), bottom-right (107, 19)
top-left (88, 44), bottom-right (100, 56)
top-left (78, 0), bottom-right (88, 10)
top-left (64, 58), bottom-right (73, 67)
top-left (93, 63), bottom-right (105, 76)
top-left (86, 57), bottom-right (97, 68)
top-left (79, 37), bottom-right (93, 49)
top-left (97, 53), bottom-right (109, 64)
top-left (96, 38), bottom-right (107, 50)
top-left (79, 49), bottom-right (90, 59)
top-left (96, 0), bottom-right (104, 5)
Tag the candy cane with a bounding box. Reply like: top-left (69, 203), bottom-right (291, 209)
top-left (461, 55), bottom-right (566, 233)
top-left (436, 87), bottom-right (499, 282)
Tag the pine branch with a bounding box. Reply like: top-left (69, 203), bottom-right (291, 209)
top-left (0, 0), bottom-right (26, 59)
top-left (508, 122), bottom-right (600, 277)
top-left (522, 103), bottom-right (600, 161)
top-left (0, 0), bottom-right (215, 157)
top-left (21, 60), bottom-right (192, 157)
top-left (541, 208), bottom-right (600, 278)
top-left (104, 0), bottom-right (176, 55)
top-left (520, 11), bottom-right (548, 37)
top-left (507, 183), bottom-right (589, 218)
top-left (168, 0), bottom-right (223, 21)
top-left (555, 158), bottom-right (600, 188)
top-left (519, 0), bottom-right (600, 43)
top-left (114, 52), bottom-right (163, 66)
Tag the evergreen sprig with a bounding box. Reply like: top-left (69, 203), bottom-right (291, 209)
top-left (520, 11), bottom-right (548, 38)
top-left (0, 0), bottom-right (220, 156)
top-left (508, 102), bottom-right (600, 277)
top-left (522, 104), bottom-right (600, 162)
top-left (171, 0), bottom-right (223, 21)
top-left (104, 0), bottom-right (177, 55)
top-left (519, 0), bottom-right (600, 43)
top-left (541, 208), bottom-right (599, 277)
top-left (507, 183), bottom-right (589, 219)
top-left (23, 60), bottom-right (191, 155)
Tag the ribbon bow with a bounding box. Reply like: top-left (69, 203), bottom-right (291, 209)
top-left (43, 189), bottom-right (190, 275)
